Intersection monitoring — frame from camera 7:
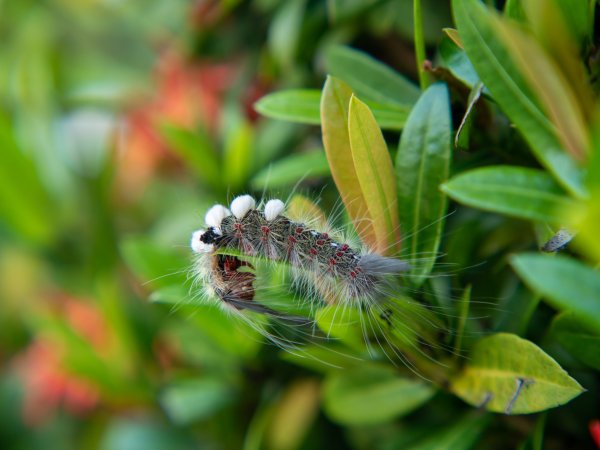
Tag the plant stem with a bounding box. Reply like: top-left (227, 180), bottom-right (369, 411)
top-left (413, 0), bottom-right (429, 90)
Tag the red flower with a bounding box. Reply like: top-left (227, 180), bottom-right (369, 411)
top-left (590, 420), bottom-right (600, 449)
top-left (15, 340), bottom-right (99, 427)
top-left (13, 297), bottom-right (109, 427)
top-left (116, 51), bottom-right (236, 197)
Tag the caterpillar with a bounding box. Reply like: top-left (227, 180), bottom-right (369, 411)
top-left (189, 194), bottom-right (466, 377)
top-left (191, 194), bottom-right (410, 309)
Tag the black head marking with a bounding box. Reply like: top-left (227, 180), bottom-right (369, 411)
top-left (200, 227), bottom-right (222, 245)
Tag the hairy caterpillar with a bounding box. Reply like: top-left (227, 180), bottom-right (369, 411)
top-left (190, 195), bottom-right (456, 374)
top-left (191, 195), bottom-right (410, 306)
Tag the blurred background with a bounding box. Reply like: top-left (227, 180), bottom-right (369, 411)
top-left (3, 1), bottom-right (599, 449)
top-left (0, 1), bottom-right (456, 449)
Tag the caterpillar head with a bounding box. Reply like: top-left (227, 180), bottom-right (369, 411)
top-left (191, 228), bottom-right (221, 253)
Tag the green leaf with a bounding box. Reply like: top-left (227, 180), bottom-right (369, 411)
top-left (450, 333), bottom-right (584, 414)
top-left (0, 114), bottom-right (55, 244)
top-left (367, 101), bottom-right (410, 130)
top-left (549, 312), bottom-right (600, 371)
top-left (323, 364), bottom-right (435, 425)
top-left (149, 285), bottom-right (192, 305)
top-left (443, 27), bottom-right (464, 47)
top-left (315, 305), bottom-right (366, 351)
top-left (349, 95), bottom-right (401, 255)
top-left (442, 166), bottom-right (575, 223)
top-left (439, 38), bottom-right (480, 88)
top-left (160, 378), bottom-right (236, 425)
top-left (452, 0), bottom-right (585, 197)
top-left (569, 112), bottom-right (600, 263)
top-left (321, 76), bottom-right (375, 246)
top-left (120, 236), bottom-right (188, 290)
top-left (325, 45), bottom-right (420, 107)
top-left (405, 412), bottom-right (490, 450)
top-left (159, 123), bottom-right (221, 190)
top-left (495, 17), bottom-right (589, 162)
top-left (223, 120), bottom-right (254, 192)
top-left (521, 0), bottom-right (596, 129)
top-left (250, 149), bottom-right (330, 190)
top-left (326, 0), bottom-right (379, 22)
top-left (396, 83), bottom-right (451, 283)
top-left (255, 89), bottom-right (409, 130)
top-left (266, 379), bottom-right (320, 450)
top-left (254, 90), bottom-right (321, 125)
top-left (503, 0), bottom-right (525, 21)
top-left (511, 253), bottom-right (600, 333)
top-left (455, 81), bottom-right (484, 149)
top-left (268, 0), bottom-right (306, 70)
top-left (453, 285), bottom-right (471, 359)
top-left (552, 0), bottom-right (594, 45)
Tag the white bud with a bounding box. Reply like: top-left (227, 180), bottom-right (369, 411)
top-left (230, 195), bottom-right (256, 219)
top-left (264, 199), bottom-right (285, 221)
top-left (191, 229), bottom-right (214, 253)
top-left (205, 204), bottom-right (231, 230)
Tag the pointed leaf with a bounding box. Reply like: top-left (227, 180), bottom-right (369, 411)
top-left (439, 38), bottom-right (480, 88)
top-left (348, 95), bottom-right (400, 255)
top-left (396, 83), bottom-right (451, 283)
top-left (442, 166), bottom-right (575, 223)
top-left (254, 89), bottom-right (322, 125)
top-left (452, 0), bottom-right (585, 197)
top-left (255, 89), bottom-right (409, 130)
top-left (455, 81), bottom-right (484, 149)
top-left (321, 76), bottom-right (375, 246)
top-left (450, 333), bottom-right (584, 414)
top-left (443, 27), bottom-right (464, 47)
top-left (511, 253), bottom-right (600, 333)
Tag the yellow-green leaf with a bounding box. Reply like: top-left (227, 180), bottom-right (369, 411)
top-left (348, 95), bottom-right (400, 255)
top-left (496, 19), bottom-right (589, 161)
top-left (320, 76), bottom-right (375, 247)
top-left (450, 333), bottom-right (584, 414)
